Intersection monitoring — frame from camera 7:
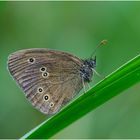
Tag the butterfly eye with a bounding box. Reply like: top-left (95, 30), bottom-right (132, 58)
top-left (42, 72), bottom-right (49, 78)
top-left (50, 102), bottom-right (54, 107)
top-left (28, 57), bottom-right (35, 64)
top-left (37, 87), bottom-right (43, 93)
top-left (43, 94), bottom-right (50, 101)
top-left (40, 67), bottom-right (47, 72)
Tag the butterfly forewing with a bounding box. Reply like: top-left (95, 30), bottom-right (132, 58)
top-left (8, 48), bottom-right (84, 115)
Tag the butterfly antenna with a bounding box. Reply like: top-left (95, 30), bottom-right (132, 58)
top-left (90, 40), bottom-right (108, 58)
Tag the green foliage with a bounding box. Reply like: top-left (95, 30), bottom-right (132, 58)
top-left (22, 54), bottom-right (140, 139)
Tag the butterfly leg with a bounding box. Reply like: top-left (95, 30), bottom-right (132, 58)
top-left (87, 83), bottom-right (91, 89)
top-left (92, 68), bottom-right (101, 77)
top-left (92, 68), bottom-right (106, 79)
top-left (82, 78), bottom-right (86, 93)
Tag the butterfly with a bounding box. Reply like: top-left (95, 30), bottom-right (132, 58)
top-left (7, 40), bottom-right (107, 115)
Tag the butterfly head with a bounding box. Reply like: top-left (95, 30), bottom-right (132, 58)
top-left (80, 57), bottom-right (96, 83)
top-left (84, 56), bottom-right (96, 69)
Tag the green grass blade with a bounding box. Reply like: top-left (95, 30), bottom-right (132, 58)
top-left (21, 54), bottom-right (140, 139)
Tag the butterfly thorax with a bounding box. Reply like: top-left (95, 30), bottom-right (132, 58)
top-left (80, 58), bottom-right (96, 83)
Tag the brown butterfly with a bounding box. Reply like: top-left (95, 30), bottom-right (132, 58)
top-left (7, 40), bottom-right (107, 115)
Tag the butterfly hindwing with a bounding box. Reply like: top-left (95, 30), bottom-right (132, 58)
top-left (8, 48), bottom-right (83, 114)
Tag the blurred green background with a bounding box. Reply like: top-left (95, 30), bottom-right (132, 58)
top-left (0, 1), bottom-right (140, 139)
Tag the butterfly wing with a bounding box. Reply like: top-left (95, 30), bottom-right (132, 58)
top-left (7, 48), bottom-right (84, 115)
